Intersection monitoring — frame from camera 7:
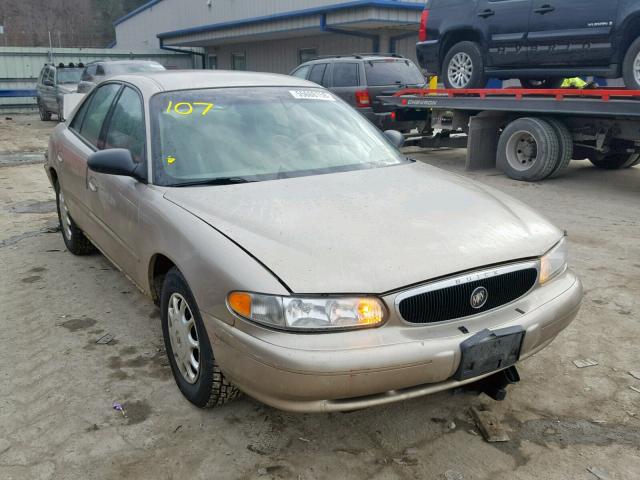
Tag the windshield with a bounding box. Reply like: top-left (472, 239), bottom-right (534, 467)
top-left (151, 87), bottom-right (406, 186)
top-left (365, 60), bottom-right (425, 86)
top-left (57, 68), bottom-right (83, 84)
top-left (109, 63), bottom-right (165, 74)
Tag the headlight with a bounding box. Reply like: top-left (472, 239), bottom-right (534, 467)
top-left (227, 292), bottom-right (385, 331)
top-left (539, 237), bottom-right (568, 284)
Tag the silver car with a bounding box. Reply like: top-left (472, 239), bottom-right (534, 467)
top-left (45, 71), bottom-right (582, 412)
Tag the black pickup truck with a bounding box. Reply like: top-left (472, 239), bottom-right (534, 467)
top-left (416, 0), bottom-right (640, 89)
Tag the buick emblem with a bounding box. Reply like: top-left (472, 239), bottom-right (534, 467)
top-left (470, 286), bottom-right (488, 309)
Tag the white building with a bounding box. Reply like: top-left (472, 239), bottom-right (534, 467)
top-left (113, 0), bottom-right (424, 73)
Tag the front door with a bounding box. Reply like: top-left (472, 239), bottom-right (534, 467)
top-left (476, 0), bottom-right (532, 67)
top-left (527, 0), bottom-right (620, 66)
top-left (87, 85), bottom-right (147, 275)
top-left (59, 83), bottom-right (121, 231)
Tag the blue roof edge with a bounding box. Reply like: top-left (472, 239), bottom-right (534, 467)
top-left (114, 0), bottom-right (164, 27)
top-left (115, 0), bottom-right (424, 37)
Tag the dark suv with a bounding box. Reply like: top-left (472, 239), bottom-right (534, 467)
top-left (290, 54), bottom-right (426, 131)
top-left (417, 0), bottom-right (640, 89)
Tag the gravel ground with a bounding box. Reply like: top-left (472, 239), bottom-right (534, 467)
top-left (1, 115), bottom-right (639, 480)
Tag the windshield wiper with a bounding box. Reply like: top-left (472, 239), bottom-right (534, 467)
top-left (170, 177), bottom-right (254, 187)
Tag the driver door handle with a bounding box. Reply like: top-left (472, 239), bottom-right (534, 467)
top-left (88, 177), bottom-right (99, 192)
top-left (478, 9), bottom-right (495, 18)
top-left (534, 4), bottom-right (555, 14)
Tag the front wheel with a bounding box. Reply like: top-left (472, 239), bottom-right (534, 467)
top-left (442, 41), bottom-right (485, 89)
top-left (38, 100), bottom-right (52, 121)
top-left (161, 267), bottom-right (239, 408)
top-left (622, 37), bottom-right (640, 90)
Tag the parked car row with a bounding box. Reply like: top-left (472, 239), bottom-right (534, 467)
top-left (36, 60), bottom-right (165, 121)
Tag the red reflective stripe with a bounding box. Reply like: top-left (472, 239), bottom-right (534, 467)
top-left (393, 87), bottom-right (640, 101)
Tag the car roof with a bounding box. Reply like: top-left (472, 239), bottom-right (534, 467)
top-left (92, 60), bottom-right (162, 66)
top-left (109, 70), bottom-right (319, 93)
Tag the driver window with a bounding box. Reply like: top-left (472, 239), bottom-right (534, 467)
top-left (103, 87), bottom-right (145, 163)
top-left (79, 83), bottom-right (121, 147)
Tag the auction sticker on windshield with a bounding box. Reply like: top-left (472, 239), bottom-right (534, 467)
top-left (289, 90), bottom-right (335, 101)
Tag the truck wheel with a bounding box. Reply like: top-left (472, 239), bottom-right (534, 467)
top-left (161, 267), bottom-right (240, 408)
top-left (622, 37), bottom-right (640, 90)
top-left (589, 153), bottom-right (640, 169)
top-left (443, 41), bottom-right (485, 89)
top-left (520, 78), bottom-right (563, 89)
top-left (542, 117), bottom-right (573, 178)
top-left (38, 100), bottom-right (51, 121)
top-left (498, 117), bottom-right (559, 181)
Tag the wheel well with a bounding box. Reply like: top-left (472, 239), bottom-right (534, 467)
top-left (621, 15), bottom-right (640, 65)
top-left (440, 29), bottom-right (483, 65)
top-left (149, 254), bottom-right (176, 305)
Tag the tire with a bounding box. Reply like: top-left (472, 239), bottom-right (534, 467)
top-left (442, 41), bottom-right (486, 89)
top-left (38, 100), bottom-right (52, 121)
top-left (497, 117), bottom-right (559, 182)
top-left (542, 117), bottom-right (573, 178)
top-left (55, 182), bottom-right (95, 255)
top-left (520, 78), bottom-right (563, 89)
top-left (622, 37), bottom-right (640, 90)
top-left (589, 152), bottom-right (640, 169)
top-left (161, 267), bottom-right (239, 408)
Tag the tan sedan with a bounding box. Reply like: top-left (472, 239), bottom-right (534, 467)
top-left (45, 71), bottom-right (582, 412)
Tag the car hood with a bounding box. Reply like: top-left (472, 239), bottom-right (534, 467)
top-left (164, 162), bottom-right (562, 294)
top-left (58, 84), bottom-right (79, 94)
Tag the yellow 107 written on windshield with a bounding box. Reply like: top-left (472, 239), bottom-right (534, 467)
top-left (166, 101), bottom-right (214, 116)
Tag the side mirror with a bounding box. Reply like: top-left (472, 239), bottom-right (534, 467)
top-left (88, 149), bottom-right (138, 177)
top-left (384, 129), bottom-right (405, 149)
top-left (43, 79), bottom-right (54, 87)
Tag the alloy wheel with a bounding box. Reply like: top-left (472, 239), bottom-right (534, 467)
top-left (447, 52), bottom-right (473, 88)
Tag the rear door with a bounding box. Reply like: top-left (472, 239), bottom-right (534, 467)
top-left (86, 85), bottom-right (146, 272)
top-left (364, 59), bottom-right (426, 113)
top-left (330, 62), bottom-right (361, 106)
top-left (476, 0), bottom-right (532, 67)
top-left (527, 0), bottom-right (620, 66)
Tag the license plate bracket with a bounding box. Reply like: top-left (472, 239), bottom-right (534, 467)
top-left (453, 326), bottom-right (525, 381)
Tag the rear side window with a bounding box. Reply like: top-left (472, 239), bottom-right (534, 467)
top-left (292, 65), bottom-right (311, 79)
top-left (78, 83), bottom-right (121, 147)
top-left (364, 60), bottom-right (425, 86)
top-left (332, 63), bottom-right (359, 87)
top-left (308, 64), bottom-right (328, 86)
top-left (96, 65), bottom-right (106, 76)
top-left (103, 87), bottom-right (145, 162)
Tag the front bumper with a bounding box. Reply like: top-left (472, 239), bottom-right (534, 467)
top-left (205, 269), bottom-right (582, 412)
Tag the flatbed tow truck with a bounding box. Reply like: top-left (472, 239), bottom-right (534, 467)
top-left (381, 87), bottom-right (640, 181)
